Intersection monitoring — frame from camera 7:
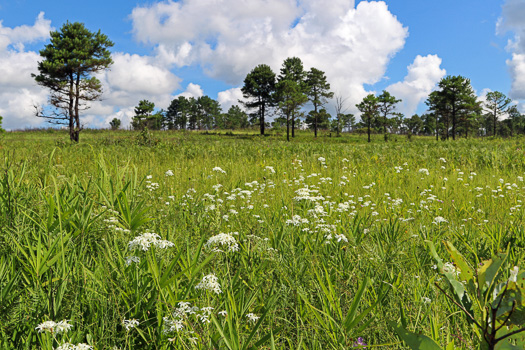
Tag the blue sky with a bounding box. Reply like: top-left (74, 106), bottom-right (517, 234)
top-left (0, 0), bottom-right (522, 129)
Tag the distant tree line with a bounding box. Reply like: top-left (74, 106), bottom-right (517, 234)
top-left (27, 21), bottom-right (524, 143)
top-left (116, 59), bottom-right (525, 142)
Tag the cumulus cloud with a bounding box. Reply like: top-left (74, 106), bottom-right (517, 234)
top-left (0, 12), bottom-right (52, 130)
top-left (107, 53), bottom-right (181, 96)
top-left (497, 0), bottom-right (525, 99)
top-left (507, 53), bottom-right (525, 99)
top-left (0, 12), bottom-right (185, 130)
top-left (217, 88), bottom-right (244, 111)
top-left (131, 0), bottom-right (408, 113)
top-left (386, 55), bottom-right (446, 116)
top-left (0, 12), bottom-right (51, 51)
top-left (2, 1), bottom-right (422, 129)
top-left (176, 83), bottom-right (204, 99)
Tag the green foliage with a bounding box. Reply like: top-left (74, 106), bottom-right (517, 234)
top-left (426, 75), bottom-right (478, 140)
top-left (356, 94), bottom-right (380, 143)
top-left (132, 100), bottom-right (163, 131)
top-left (2, 131), bottom-right (525, 349)
top-left (484, 91), bottom-right (512, 137)
top-left (275, 57), bottom-right (309, 140)
top-left (394, 240), bottom-right (525, 350)
top-left (222, 105), bottom-right (249, 130)
top-left (33, 22), bottom-right (113, 142)
top-left (241, 64), bottom-right (276, 135)
top-left (134, 127), bottom-right (160, 146)
top-left (377, 90), bottom-right (402, 137)
top-left (306, 108), bottom-right (331, 131)
top-left (306, 68), bottom-right (333, 137)
top-left (109, 118), bottom-right (121, 130)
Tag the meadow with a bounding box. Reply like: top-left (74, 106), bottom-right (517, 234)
top-left (0, 129), bottom-right (524, 349)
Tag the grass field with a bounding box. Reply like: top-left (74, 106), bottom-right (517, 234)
top-left (1, 130), bottom-right (524, 349)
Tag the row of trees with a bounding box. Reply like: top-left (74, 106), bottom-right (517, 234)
top-left (121, 77), bottom-right (525, 141)
top-left (30, 21), bottom-right (525, 142)
top-left (350, 76), bottom-right (525, 142)
top-left (126, 97), bottom-right (249, 131)
top-left (241, 57), bottom-right (334, 140)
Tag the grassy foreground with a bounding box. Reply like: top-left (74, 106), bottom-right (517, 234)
top-left (1, 130), bottom-right (524, 349)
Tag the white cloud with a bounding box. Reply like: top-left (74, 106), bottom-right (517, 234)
top-left (79, 52), bottom-right (183, 129)
top-left (131, 0), bottom-right (408, 113)
top-left (1, 1), bottom-right (421, 130)
top-left (0, 13), bottom-right (52, 130)
top-left (386, 55), bottom-right (446, 116)
top-left (217, 88), bottom-right (244, 111)
top-left (106, 53), bottom-right (181, 96)
top-left (507, 53), bottom-right (525, 99)
top-left (84, 107), bottom-right (136, 130)
top-left (497, 0), bottom-right (525, 99)
top-left (0, 12), bottom-right (51, 52)
top-left (176, 83), bottom-right (204, 99)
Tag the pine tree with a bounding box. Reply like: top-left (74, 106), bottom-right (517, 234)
top-left (33, 22), bottom-right (113, 142)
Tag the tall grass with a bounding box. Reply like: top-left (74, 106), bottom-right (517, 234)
top-left (0, 130), bottom-right (524, 349)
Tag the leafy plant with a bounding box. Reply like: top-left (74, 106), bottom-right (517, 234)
top-left (392, 240), bottom-right (525, 350)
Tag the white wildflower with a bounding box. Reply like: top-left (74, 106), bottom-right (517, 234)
top-left (509, 266), bottom-right (519, 283)
top-left (433, 216), bottom-right (448, 225)
top-left (56, 344), bottom-right (93, 350)
top-left (125, 256), bottom-right (140, 266)
top-left (246, 313), bottom-right (260, 323)
top-left (205, 233), bottom-right (239, 252)
top-left (218, 310), bottom-right (228, 317)
top-left (122, 319), bottom-right (139, 331)
top-left (264, 166), bottom-right (276, 174)
top-left (36, 320), bottom-right (73, 334)
top-left (165, 170), bottom-right (174, 176)
top-left (334, 234), bottom-right (348, 243)
top-left (196, 274), bottom-right (222, 294)
top-left (212, 167), bottom-right (226, 174)
top-left (128, 232), bottom-right (175, 251)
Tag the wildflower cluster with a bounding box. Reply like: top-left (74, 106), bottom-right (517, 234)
top-left (205, 232), bottom-right (239, 252)
top-left (55, 344), bottom-right (93, 350)
top-left (145, 175), bottom-right (160, 191)
top-left (128, 232), bottom-right (175, 251)
top-left (195, 274), bottom-right (222, 294)
top-left (35, 320), bottom-right (73, 334)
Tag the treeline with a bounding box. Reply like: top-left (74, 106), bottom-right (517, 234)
top-left (113, 58), bottom-right (525, 141)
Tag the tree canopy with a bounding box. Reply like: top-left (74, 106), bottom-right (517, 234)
top-left (306, 68), bottom-right (333, 137)
top-left (241, 64), bottom-right (276, 135)
top-left (33, 21), bottom-right (113, 142)
top-left (426, 76), bottom-right (477, 140)
top-left (483, 91), bottom-right (511, 137)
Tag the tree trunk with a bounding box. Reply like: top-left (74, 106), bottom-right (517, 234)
top-left (68, 74), bottom-right (75, 142)
top-left (452, 106), bottom-right (456, 140)
top-left (367, 117), bottom-right (371, 143)
top-left (314, 102), bottom-right (318, 138)
top-left (286, 114), bottom-right (290, 142)
top-left (292, 113), bottom-right (295, 138)
top-left (493, 111), bottom-right (497, 137)
top-left (74, 73), bottom-right (81, 143)
top-left (260, 104), bottom-right (265, 135)
top-left (384, 114), bottom-right (388, 141)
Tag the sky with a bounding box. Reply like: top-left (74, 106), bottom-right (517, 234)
top-left (0, 0), bottom-right (523, 130)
